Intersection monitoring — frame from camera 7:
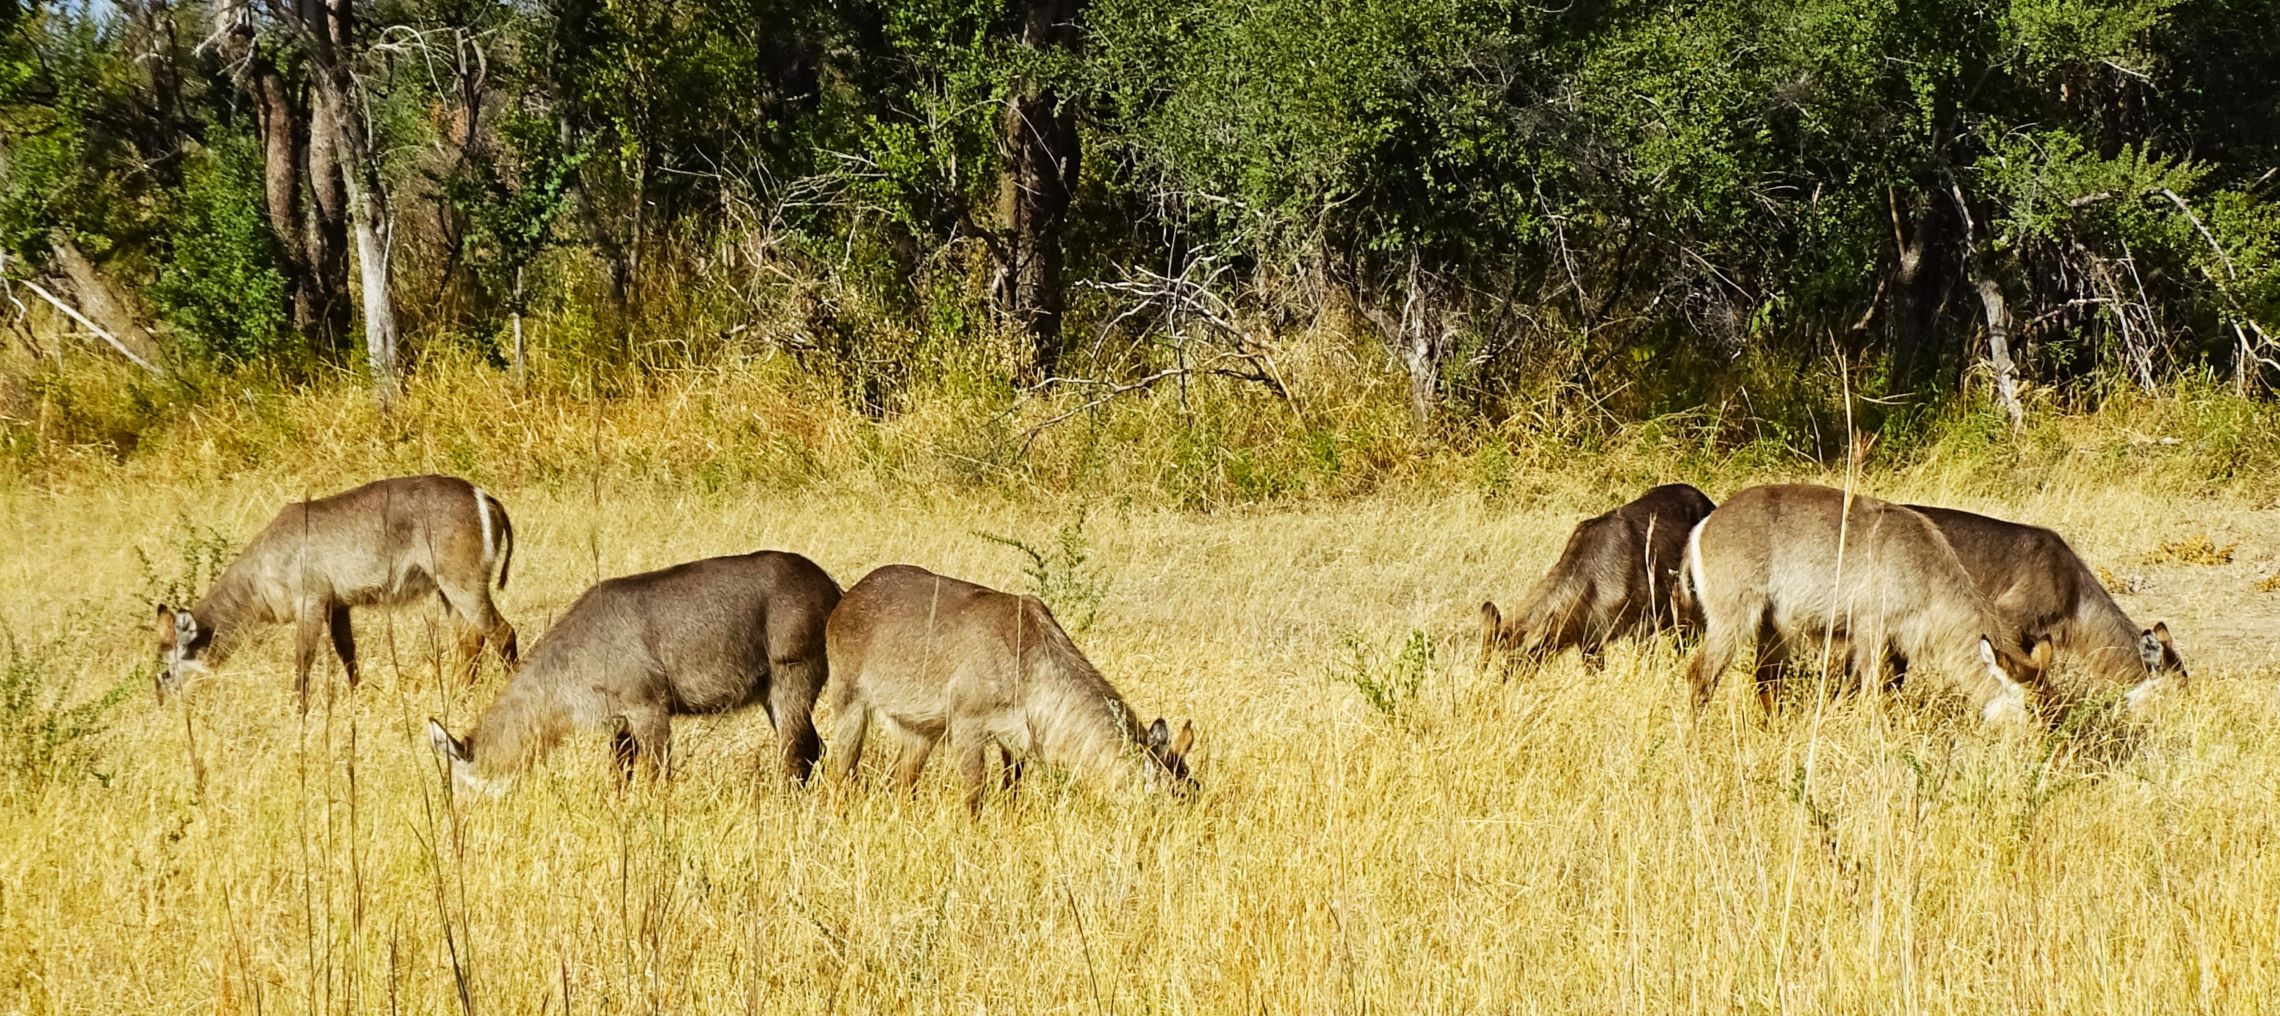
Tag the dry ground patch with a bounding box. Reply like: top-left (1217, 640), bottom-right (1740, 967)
top-left (3, 476), bottom-right (2280, 1013)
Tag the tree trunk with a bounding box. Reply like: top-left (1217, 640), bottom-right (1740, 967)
top-left (49, 236), bottom-right (164, 367)
top-left (1974, 274), bottom-right (2025, 430)
top-left (1352, 255), bottom-right (1448, 425)
top-left (296, 0), bottom-right (398, 407)
top-left (302, 1), bottom-right (353, 357)
top-left (994, 0), bottom-right (1083, 378)
top-left (254, 70), bottom-right (322, 345)
top-left (1946, 181), bottom-right (2025, 430)
top-left (510, 267), bottom-right (526, 384)
top-left (1886, 188), bottom-right (1954, 388)
top-left (346, 169), bottom-right (399, 406)
top-left (215, 0), bottom-right (333, 354)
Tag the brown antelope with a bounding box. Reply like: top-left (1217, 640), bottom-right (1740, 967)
top-left (824, 564), bottom-right (1196, 815)
top-left (1907, 504), bottom-right (2184, 708)
top-left (426, 550), bottom-right (840, 793)
top-left (154, 474), bottom-right (517, 704)
top-left (1480, 483), bottom-right (1714, 671)
top-left (1682, 484), bottom-right (2049, 722)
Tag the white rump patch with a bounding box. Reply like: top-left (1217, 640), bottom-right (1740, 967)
top-left (1685, 518), bottom-right (1711, 606)
top-left (473, 487), bottom-right (496, 565)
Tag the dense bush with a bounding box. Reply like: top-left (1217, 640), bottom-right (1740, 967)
top-left (1, 0), bottom-right (2275, 433)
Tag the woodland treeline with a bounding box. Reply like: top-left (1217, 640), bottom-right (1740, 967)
top-left (2, 0), bottom-right (2276, 426)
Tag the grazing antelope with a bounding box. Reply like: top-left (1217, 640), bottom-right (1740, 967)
top-left (154, 474), bottom-right (517, 704)
top-left (1907, 504), bottom-right (2184, 708)
top-left (426, 550), bottom-right (840, 793)
top-left (1480, 483), bottom-right (1714, 671)
top-left (1682, 484), bottom-right (2049, 722)
top-left (824, 564), bottom-right (1197, 815)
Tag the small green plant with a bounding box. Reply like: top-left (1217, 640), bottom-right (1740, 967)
top-left (132, 520), bottom-right (236, 609)
top-left (1, 623), bottom-right (137, 791)
top-left (976, 513), bottom-right (1110, 636)
top-left (1341, 628), bottom-right (1433, 719)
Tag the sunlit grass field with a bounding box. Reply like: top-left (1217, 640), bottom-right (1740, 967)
top-left (5, 405), bottom-right (2280, 1012)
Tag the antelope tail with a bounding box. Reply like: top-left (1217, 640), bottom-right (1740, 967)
top-left (475, 488), bottom-right (515, 590)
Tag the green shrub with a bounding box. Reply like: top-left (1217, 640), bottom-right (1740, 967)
top-left (152, 131), bottom-right (290, 366)
top-left (1341, 628), bottom-right (1433, 720)
top-left (0, 620), bottom-right (137, 791)
top-left (977, 513), bottom-right (1111, 637)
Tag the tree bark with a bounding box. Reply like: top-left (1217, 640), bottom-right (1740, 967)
top-left (994, 0), bottom-right (1083, 377)
top-left (49, 236), bottom-right (164, 367)
top-left (305, 93), bottom-right (352, 354)
top-left (215, 0), bottom-right (337, 355)
top-left (1353, 255), bottom-right (1448, 425)
top-left (1948, 182), bottom-right (2025, 430)
top-left (1885, 188), bottom-right (1954, 388)
top-left (300, 0), bottom-right (353, 359)
top-left (1973, 274), bottom-right (2024, 430)
top-left (290, 0), bottom-right (398, 407)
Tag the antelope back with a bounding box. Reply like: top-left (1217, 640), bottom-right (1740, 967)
top-left (1692, 484), bottom-right (2030, 678)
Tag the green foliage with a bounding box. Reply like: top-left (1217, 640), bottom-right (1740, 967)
top-left (1341, 628), bottom-right (1433, 720)
top-left (0, 620), bottom-right (137, 792)
top-left (0, 8), bottom-right (157, 265)
top-left (132, 521), bottom-right (238, 611)
top-left (976, 513), bottom-right (1110, 637)
top-left (6, 0), bottom-right (2280, 439)
top-left (152, 133), bottom-right (290, 364)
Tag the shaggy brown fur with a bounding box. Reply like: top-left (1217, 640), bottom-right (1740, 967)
top-left (155, 474), bottom-right (516, 706)
top-left (824, 564), bottom-right (1195, 815)
top-left (1908, 504), bottom-right (2184, 706)
top-left (1683, 484), bottom-right (2047, 721)
top-left (427, 550), bottom-right (840, 790)
top-left (1480, 483), bottom-right (1714, 672)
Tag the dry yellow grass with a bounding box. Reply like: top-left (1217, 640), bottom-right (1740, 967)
top-left (4, 462), bottom-right (2280, 1014)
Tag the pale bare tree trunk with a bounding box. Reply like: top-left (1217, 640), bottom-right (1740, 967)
top-left (287, 0), bottom-right (398, 408)
top-left (345, 165), bottom-right (399, 407)
top-left (1354, 254), bottom-right (1450, 425)
top-left (1949, 182), bottom-right (2024, 430)
top-left (1974, 275), bottom-right (2024, 430)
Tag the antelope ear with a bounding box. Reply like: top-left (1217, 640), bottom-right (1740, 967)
top-left (2029, 638), bottom-right (2054, 672)
top-left (1146, 718), bottom-right (1170, 750)
top-left (1977, 636), bottom-right (2000, 670)
top-left (2152, 622), bottom-right (2174, 649)
top-left (426, 719), bottom-right (466, 762)
top-left (156, 604), bottom-right (178, 647)
top-left (1169, 719), bottom-right (1194, 756)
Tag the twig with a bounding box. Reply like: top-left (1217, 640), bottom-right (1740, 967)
top-left (1016, 367), bottom-right (1188, 454)
top-left (2155, 188), bottom-right (2238, 281)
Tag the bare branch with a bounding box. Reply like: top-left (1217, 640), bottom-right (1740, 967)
top-left (17, 278), bottom-right (163, 375)
top-left (2154, 188), bottom-right (2237, 281)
